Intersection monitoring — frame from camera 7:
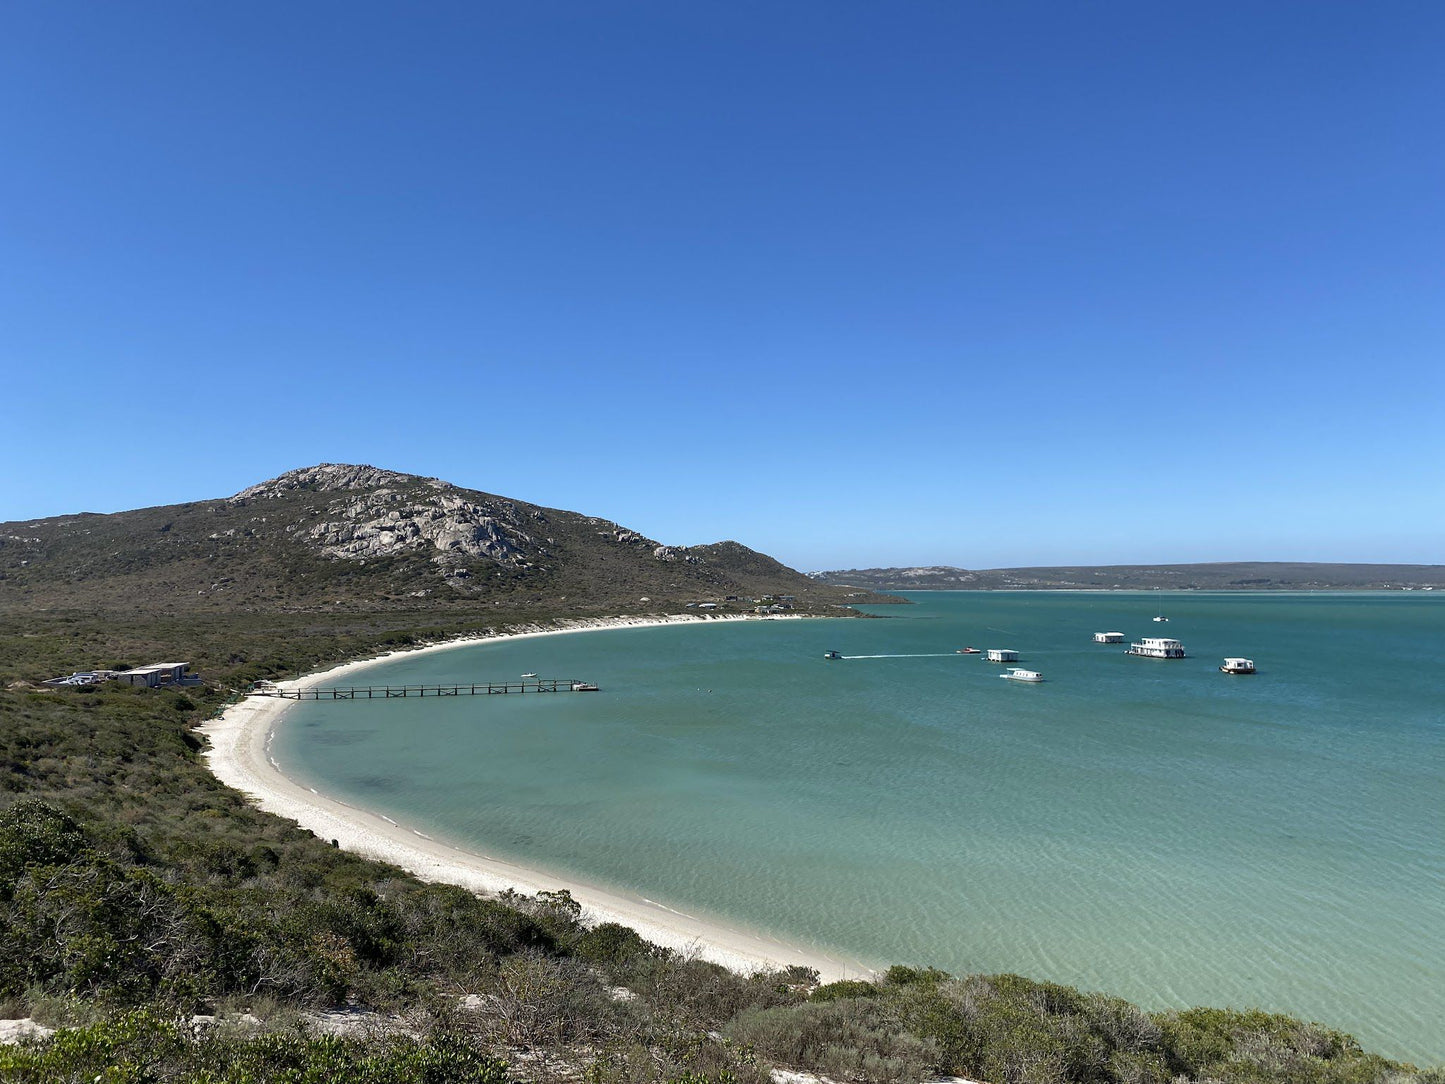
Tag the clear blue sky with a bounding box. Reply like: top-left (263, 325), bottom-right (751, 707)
top-left (3, 2), bottom-right (1441, 569)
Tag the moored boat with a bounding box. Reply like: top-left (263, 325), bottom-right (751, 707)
top-left (521, 672), bottom-right (538, 678)
top-left (1000, 668), bottom-right (1043, 683)
top-left (1220, 657), bottom-right (1256, 675)
top-left (1126, 638), bottom-right (1186, 659)
top-left (571, 681), bottom-right (599, 691)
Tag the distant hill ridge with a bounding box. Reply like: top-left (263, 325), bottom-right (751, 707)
top-left (0, 463), bottom-right (889, 613)
top-left (811, 562), bottom-right (1445, 592)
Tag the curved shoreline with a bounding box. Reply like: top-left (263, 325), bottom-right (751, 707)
top-left (198, 613), bottom-right (874, 983)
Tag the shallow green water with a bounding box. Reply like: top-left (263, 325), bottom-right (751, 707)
top-left (276, 593), bottom-right (1445, 1062)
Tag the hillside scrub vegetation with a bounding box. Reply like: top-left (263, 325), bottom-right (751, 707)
top-left (0, 465), bottom-right (898, 615)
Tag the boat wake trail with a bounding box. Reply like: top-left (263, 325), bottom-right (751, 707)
top-left (842, 653), bottom-right (960, 660)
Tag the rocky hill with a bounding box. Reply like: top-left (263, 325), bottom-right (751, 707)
top-left (812, 562), bottom-right (1445, 592)
top-left (0, 464), bottom-right (892, 614)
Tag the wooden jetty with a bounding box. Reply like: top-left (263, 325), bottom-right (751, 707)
top-left (252, 679), bottom-right (598, 701)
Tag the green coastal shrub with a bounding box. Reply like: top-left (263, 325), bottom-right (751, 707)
top-left (0, 799), bottom-right (87, 891)
top-left (1152, 1006), bottom-right (1408, 1084)
top-left (725, 998), bottom-right (939, 1084)
top-left (0, 1011), bottom-right (511, 1084)
top-left (810, 979), bottom-right (880, 1002)
top-left (890, 974), bottom-right (1169, 1084)
top-left (882, 964), bottom-right (950, 987)
top-left (575, 921), bottom-right (669, 973)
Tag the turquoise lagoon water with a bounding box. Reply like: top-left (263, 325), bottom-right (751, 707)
top-left (275, 593), bottom-right (1445, 1062)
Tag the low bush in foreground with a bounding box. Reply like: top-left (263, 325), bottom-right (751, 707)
top-left (0, 1011), bottom-right (509, 1084)
top-left (729, 971), bottom-right (1436, 1084)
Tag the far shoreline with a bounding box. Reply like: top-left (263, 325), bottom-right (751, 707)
top-left (198, 612), bottom-right (875, 984)
top-left (842, 586), bottom-right (1439, 595)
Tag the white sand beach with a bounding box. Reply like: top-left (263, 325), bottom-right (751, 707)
top-left (199, 614), bottom-right (872, 983)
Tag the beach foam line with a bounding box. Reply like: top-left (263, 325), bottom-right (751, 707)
top-left (198, 613), bottom-right (872, 983)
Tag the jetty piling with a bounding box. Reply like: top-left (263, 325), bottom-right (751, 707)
top-left (252, 678), bottom-right (594, 700)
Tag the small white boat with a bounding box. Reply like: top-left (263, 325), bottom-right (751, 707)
top-left (824, 650), bottom-right (843, 660)
top-left (1220, 657), bottom-right (1256, 675)
top-left (571, 681), bottom-right (599, 692)
top-left (1152, 615), bottom-right (1169, 622)
top-left (1000, 668), bottom-right (1043, 683)
top-left (521, 672), bottom-right (538, 678)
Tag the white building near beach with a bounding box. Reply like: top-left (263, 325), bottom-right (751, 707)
top-left (114, 662), bottom-right (196, 688)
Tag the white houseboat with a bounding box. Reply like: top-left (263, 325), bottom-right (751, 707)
top-left (1126, 637), bottom-right (1186, 659)
top-left (1220, 657), bottom-right (1256, 675)
top-left (1092, 632), bottom-right (1125, 643)
top-left (985, 649), bottom-right (1019, 663)
top-left (1000, 668), bottom-right (1044, 683)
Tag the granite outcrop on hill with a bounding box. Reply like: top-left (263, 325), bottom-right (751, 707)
top-left (235, 464), bottom-right (540, 568)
